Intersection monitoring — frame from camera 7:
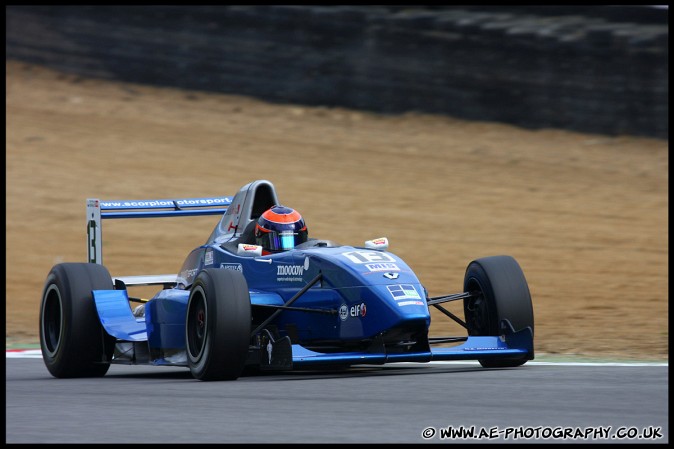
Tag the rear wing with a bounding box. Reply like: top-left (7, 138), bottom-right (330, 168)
top-left (86, 197), bottom-right (232, 265)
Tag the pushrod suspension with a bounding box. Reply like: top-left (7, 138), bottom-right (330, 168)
top-left (251, 273), bottom-right (323, 337)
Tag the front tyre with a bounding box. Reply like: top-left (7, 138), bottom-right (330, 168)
top-left (463, 255), bottom-right (534, 368)
top-left (186, 268), bottom-right (251, 381)
top-left (39, 263), bottom-right (116, 378)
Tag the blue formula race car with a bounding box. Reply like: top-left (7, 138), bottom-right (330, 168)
top-left (39, 179), bottom-right (534, 381)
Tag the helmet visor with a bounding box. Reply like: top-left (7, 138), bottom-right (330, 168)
top-left (257, 228), bottom-right (308, 252)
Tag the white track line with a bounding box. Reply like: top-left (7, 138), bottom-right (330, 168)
top-left (525, 361), bottom-right (668, 367)
top-left (390, 360), bottom-right (669, 367)
top-left (6, 350), bottom-right (42, 358)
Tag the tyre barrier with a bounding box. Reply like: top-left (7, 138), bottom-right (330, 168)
top-left (6, 5), bottom-right (668, 139)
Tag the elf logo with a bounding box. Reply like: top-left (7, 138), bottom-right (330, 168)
top-left (350, 303), bottom-right (367, 318)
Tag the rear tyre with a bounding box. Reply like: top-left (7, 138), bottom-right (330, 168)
top-left (186, 268), bottom-right (251, 381)
top-left (463, 255), bottom-right (534, 368)
top-left (39, 263), bottom-right (116, 378)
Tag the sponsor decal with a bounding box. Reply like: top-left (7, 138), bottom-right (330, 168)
top-left (383, 272), bottom-right (399, 280)
top-left (180, 268), bottom-right (198, 279)
top-left (204, 249), bottom-right (213, 266)
top-left (277, 264), bottom-right (304, 282)
top-left (339, 304), bottom-right (348, 321)
top-left (277, 265), bottom-right (304, 276)
top-left (220, 263), bottom-right (243, 272)
top-left (350, 302), bottom-right (367, 318)
top-left (365, 262), bottom-right (400, 272)
top-left (100, 198), bottom-right (231, 208)
top-left (387, 284), bottom-right (422, 301)
top-left (303, 257), bottom-right (310, 270)
top-left (342, 251), bottom-right (396, 264)
top-left (463, 347), bottom-right (506, 351)
top-left (396, 300), bottom-right (425, 306)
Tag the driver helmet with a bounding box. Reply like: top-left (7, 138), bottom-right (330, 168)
top-left (255, 205), bottom-right (308, 253)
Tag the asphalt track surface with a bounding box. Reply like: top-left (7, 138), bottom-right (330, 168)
top-left (5, 356), bottom-right (668, 444)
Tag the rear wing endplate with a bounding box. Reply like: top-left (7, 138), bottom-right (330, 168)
top-left (86, 197), bottom-right (232, 264)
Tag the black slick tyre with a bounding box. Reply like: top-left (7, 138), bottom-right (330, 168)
top-left (463, 255), bottom-right (534, 368)
top-left (186, 268), bottom-right (251, 381)
top-left (39, 263), bottom-right (116, 378)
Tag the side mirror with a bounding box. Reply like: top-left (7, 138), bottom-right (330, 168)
top-left (364, 237), bottom-right (389, 250)
top-left (238, 243), bottom-right (263, 256)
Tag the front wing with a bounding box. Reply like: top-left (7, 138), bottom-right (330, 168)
top-left (290, 329), bottom-right (533, 367)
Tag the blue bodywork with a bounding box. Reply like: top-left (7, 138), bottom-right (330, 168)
top-left (90, 180), bottom-right (533, 370)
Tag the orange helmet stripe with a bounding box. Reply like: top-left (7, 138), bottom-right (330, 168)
top-left (255, 223), bottom-right (272, 234)
top-left (261, 208), bottom-right (303, 224)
